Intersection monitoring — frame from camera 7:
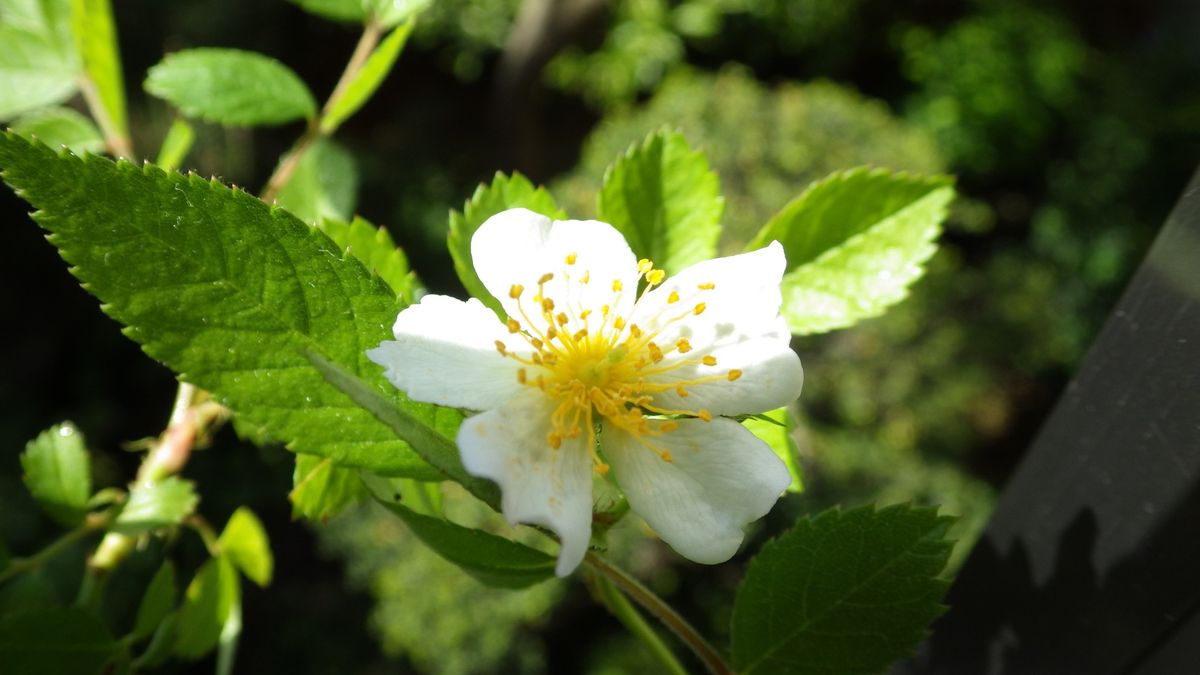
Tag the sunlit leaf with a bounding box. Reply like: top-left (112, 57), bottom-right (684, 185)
top-left (132, 561), bottom-right (176, 642)
top-left (291, 455), bottom-right (369, 522)
top-left (10, 107), bottom-right (103, 154)
top-left (174, 556), bottom-right (239, 659)
top-left (20, 422), bottom-right (91, 526)
top-left (275, 138), bottom-right (358, 225)
top-left (69, 0), bottom-right (127, 140)
top-left (217, 507), bottom-right (273, 587)
top-left (113, 476), bottom-right (197, 534)
top-left (317, 215), bottom-right (419, 302)
top-left (321, 18), bottom-right (415, 134)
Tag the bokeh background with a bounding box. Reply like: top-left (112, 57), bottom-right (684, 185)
top-left (2, 0), bottom-right (1199, 672)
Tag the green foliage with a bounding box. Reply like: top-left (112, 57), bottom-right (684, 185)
top-left (447, 171), bottom-right (565, 314)
top-left (0, 133), bottom-right (455, 478)
top-left (69, 0), bottom-right (126, 139)
top-left (132, 561), bottom-right (177, 642)
top-left (10, 107), bottom-right (103, 154)
top-left (155, 118), bottom-right (194, 171)
top-left (20, 422), bottom-right (91, 526)
top-left (113, 477), bottom-right (198, 534)
top-left (291, 455), bottom-right (369, 521)
top-left (378, 499), bottom-right (556, 589)
top-left (290, 0), bottom-right (429, 28)
top-left (276, 138), bottom-right (359, 225)
top-left (742, 407), bottom-right (803, 493)
top-left (174, 555), bottom-right (239, 659)
top-left (731, 504), bottom-right (954, 674)
top-left (321, 18), bottom-right (416, 134)
top-left (0, 607), bottom-right (118, 675)
top-left (749, 168), bottom-right (954, 335)
top-left (217, 508), bottom-right (273, 587)
top-left (318, 216), bottom-right (419, 302)
top-left (0, 0), bottom-right (77, 120)
top-left (597, 129), bottom-right (723, 274)
top-left (145, 48), bottom-right (317, 127)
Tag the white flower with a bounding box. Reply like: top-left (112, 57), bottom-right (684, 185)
top-left (367, 208), bottom-right (803, 575)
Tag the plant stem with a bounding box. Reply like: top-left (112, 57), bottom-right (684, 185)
top-left (78, 75), bottom-right (133, 158)
top-left (584, 552), bottom-right (735, 675)
top-left (594, 572), bottom-right (689, 675)
top-left (0, 512), bottom-right (109, 584)
top-left (259, 19), bottom-right (383, 203)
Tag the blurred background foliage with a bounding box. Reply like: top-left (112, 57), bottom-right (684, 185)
top-left (2, 0), bottom-right (1198, 672)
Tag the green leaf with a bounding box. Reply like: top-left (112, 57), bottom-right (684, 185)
top-left (377, 499), bottom-right (556, 588)
top-left (731, 503), bottom-right (955, 675)
top-left (131, 613), bottom-right (176, 669)
top-left (0, 0), bottom-right (78, 120)
top-left (10, 107), bottom-right (103, 154)
top-left (305, 350), bottom-right (497, 509)
top-left (448, 172), bottom-right (566, 314)
top-left (748, 168), bottom-right (954, 335)
top-left (742, 407), bottom-right (803, 493)
top-left (364, 0), bottom-right (428, 27)
top-left (0, 573), bottom-right (57, 617)
top-left (155, 118), bottom-right (194, 172)
top-left (145, 48), bottom-right (316, 127)
top-left (0, 606), bottom-right (118, 675)
top-left (0, 539), bottom-right (9, 574)
top-left (289, 0), bottom-right (363, 23)
top-left (317, 216), bottom-right (418, 302)
top-left (275, 138), bottom-right (358, 225)
top-left (174, 556), bottom-right (239, 660)
top-left (596, 129), bottom-right (724, 275)
top-left (69, 0), bottom-right (127, 139)
top-left (321, 18), bottom-right (415, 134)
top-left (217, 508), bottom-right (273, 587)
top-left (113, 476), bottom-right (198, 534)
top-left (0, 133), bottom-right (453, 477)
top-left (290, 454), bottom-right (368, 521)
top-left (20, 422), bottom-right (91, 526)
top-left (132, 561), bottom-right (176, 642)
top-left (289, 0), bottom-right (426, 27)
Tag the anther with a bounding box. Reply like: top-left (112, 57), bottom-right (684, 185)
top-left (573, 328), bottom-right (588, 341)
top-left (579, 309), bottom-right (592, 320)
top-left (647, 343), bottom-right (664, 363)
top-left (596, 463), bottom-right (610, 476)
top-left (727, 369), bottom-right (743, 381)
top-left (556, 312), bottom-right (569, 326)
top-left (667, 290), bottom-right (680, 304)
top-left (612, 279), bottom-right (623, 292)
top-left (702, 355), bottom-right (718, 366)
top-left (693, 302), bottom-right (707, 315)
top-left (614, 317), bottom-right (626, 329)
top-left (565, 252), bottom-right (577, 265)
top-left (547, 432), bottom-right (562, 449)
top-left (647, 269), bottom-right (665, 285)
top-left (509, 284), bottom-right (524, 299)
top-left (698, 410), bottom-right (713, 422)
top-left (506, 318), bottom-right (521, 333)
top-left (676, 338), bottom-right (692, 353)
top-left (541, 298), bottom-right (555, 312)
top-left (602, 305), bottom-right (610, 316)
top-left (660, 451), bottom-right (673, 462)
top-left (638, 259), bottom-right (653, 274)
top-left (676, 385), bottom-right (689, 397)
top-left (581, 272), bottom-right (590, 284)
top-left (660, 421), bottom-right (680, 433)
top-left (698, 282), bottom-right (715, 290)
top-left (629, 324), bottom-right (642, 338)
top-left (494, 340), bottom-right (508, 356)
top-left (530, 337), bottom-right (543, 349)
top-left (538, 273), bottom-right (554, 284)
top-left (545, 327), bottom-right (557, 340)
top-left (532, 353), bottom-right (543, 364)
top-left (517, 369), bottom-right (527, 384)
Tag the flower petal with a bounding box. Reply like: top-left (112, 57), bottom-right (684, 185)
top-left (366, 295), bottom-right (527, 411)
top-left (646, 316), bottom-right (803, 416)
top-left (458, 391), bottom-right (595, 576)
top-left (603, 417), bottom-right (790, 564)
top-left (471, 208), bottom-right (640, 329)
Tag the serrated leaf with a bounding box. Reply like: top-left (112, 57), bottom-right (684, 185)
top-left (69, 0), bottom-right (126, 140)
top-left (742, 407), bottom-right (803, 493)
top-left (748, 168), bottom-right (954, 335)
top-left (448, 172), bottom-right (566, 314)
top-left (155, 118), bottom-right (194, 172)
top-left (174, 556), bottom-right (239, 660)
top-left (291, 454), bottom-right (368, 521)
top-left (216, 507), bottom-right (273, 587)
top-left (306, 350), bottom-right (497, 509)
top-left (0, 606), bottom-right (118, 675)
top-left (597, 129), bottom-right (723, 275)
top-left (0, 133), bottom-right (454, 477)
top-left (0, 0), bottom-right (78, 120)
top-left (275, 138), bottom-right (358, 225)
top-left (145, 48), bottom-right (316, 127)
top-left (132, 561), bottom-right (176, 642)
top-left (731, 503), bottom-right (955, 675)
top-left (20, 422), bottom-right (91, 526)
top-left (377, 499), bottom-right (556, 588)
top-left (321, 18), bottom-right (414, 134)
top-left (113, 476), bottom-right (197, 534)
top-left (10, 106), bottom-right (103, 154)
top-left (317, 216), bottom-right (418, 302)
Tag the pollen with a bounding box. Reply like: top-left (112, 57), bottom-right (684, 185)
top-left (494, 340), bottom-right (508, 356)
top-left (698, 282), bottom-right (715, 290)
top-left (565, 252), bottom-right (577, 265)
top-left (660, 421), bottom-right (679, 433)
top-left (517, 368), bottom-right (527, 383)
top-left (538, 273), bottom-right (554, 284)
top-left (614, 317), bottom-right (626, 329)
top-left (547, 432), bottom-right (562, 449)
top-left (702, 355), bottom-right (718, 366)
top-left (579, 309), bottom-right (592, 320)
top-left (676, 384), bottom-right (689, 397)
top-left (676, 338), bottom-right (692, 353)
top-left (638, 259), bottom-right (653, 274)
top-left (728, 369), bottom-right (743, 381)
top-left (541, 298), bottom-right (555, 312)
top-left (596, 463), bottom-right (610, 476)
top-left (581, 271), bottom-right (590, 284)
top-left (647, 343), bottom-right (664, 363)
top-left (698, 410), bottom-right (713, 422)
top-left (647, 269), bottom-right (665, 285)
top-left (573, 328), bottom-right (588, 341)
top-left (667, 290), bottom-right (680, 304)
top-left (509, 284), bottom-right (524, 299)
top-left (556, 312), bottom-right (569, 326)
top-left (659, 451), bottom-right (673, 462)
top-left (693, 302), bottom-right (707, 316)
top-left (612, 279), bottom-right (623, 292)
top-left (629, 324), bottom-right (642, 338)
top-left (506, 318), bottom-right (521, 333)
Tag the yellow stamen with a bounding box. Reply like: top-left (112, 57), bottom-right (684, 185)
top-left (698, 410), bottom-right (713, 422)
top-left (547, 432), bottom-right (562, 449)
top-left (693, 302), bottom-right (707, 316)
top-left (579, 309), bottom-right (592, 320)
top-left (676, 385), bottom-right (689, 397)
top-left (660, 451), bottom-right (673, 462)
top-left (612, 279), bottom-right (623, 292)
top-left (702, 355), bottom-right (718, 366)
top-left (581, 271), bottom-right (590, 284)
top-left (506, 318), bottom-right (521, 333)
top-left (629, 324), bottom-right (642, 338)
top-left (676, 338), bottom-right (692, 353)
top-left (647, 269), bottom-right (665, 285)
top-left (728, 369), bottom-right (743, 381)
top-left (573, 328), bottom-right (588, 341)
top-left (517, 368), bottom-right (527, 384)
top-left (596, 463), bottom-right (610, 476)
top-left (565, 252), bottom-right (577, 265)
top-left (614, 317), bottom-right (626, 330)
top-left (556, 312), bottom-right (569, 326)
top-left (494, 340), bottom-right (507, 356)
top-left (660, 421), bottom-right (679, 432)
top-left (541, 298), bottom-right (555, 312)
top-left (647, 343), bottom-right (664, 363)
top-left (638, 259), bottom-right (653, 274)
top-left (509, 284), bottom-right (524, 299)
top-left (538, 273), bottom-right (554, 284)
top-left (667, 290), bottom-right (680, 304)
top-left (698, 282), bottom-right (715, 290)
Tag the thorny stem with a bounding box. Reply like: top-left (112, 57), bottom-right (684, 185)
top-left (259, 19), bottom-right (384, 203)
top-left (584, 552), bottom-right (735, 675)
top-left (78, 75), bottom-right (132, 158)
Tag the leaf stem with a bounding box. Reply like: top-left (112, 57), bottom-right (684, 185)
top-left (0, 512), bottom-right (110, 584)
top-left (593, 571), bottom-right (689, 675)
top-left (259, 19), bottom-right (383, 203)
top-left (78, 74), bottom-right (133, 158)
top-left (584, 552), bottom-right (734, 675)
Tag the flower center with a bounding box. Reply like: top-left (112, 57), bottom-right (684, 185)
top-left (492, 255), bottom-right (742, 474)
